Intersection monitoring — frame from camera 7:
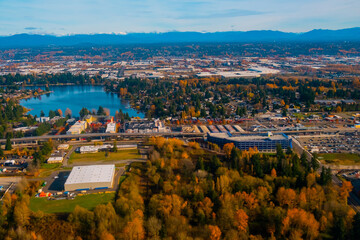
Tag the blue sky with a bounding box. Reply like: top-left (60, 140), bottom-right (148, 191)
top-left (0, 0), bottom-right (359, 35)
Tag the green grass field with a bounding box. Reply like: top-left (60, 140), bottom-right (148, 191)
top-left (68, 149), bottom-right (141, 164)
top-left (30, 193), bottom-right (115, 213)
top-left (319, 153), bottom-right (360, 165)
top-left (37, 163), bottom-right (66, 178)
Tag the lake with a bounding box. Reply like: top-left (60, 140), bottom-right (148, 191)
top-left (20, 85), bottom-right (144, 118)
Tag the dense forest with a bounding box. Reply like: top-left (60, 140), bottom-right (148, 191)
top-left (0, 137), bottom-right (358, 240)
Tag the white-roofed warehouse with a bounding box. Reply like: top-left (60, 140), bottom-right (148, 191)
top-left (64, 165), bottom-right (115, 191)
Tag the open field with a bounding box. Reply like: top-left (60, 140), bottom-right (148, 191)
top-left (319, 153), bottom-right (360, 165)
top-left (68, 149), bottom-right (141, 164)
top-left (37, 163), bottom-right (70, 178)
top-left (29, 192), bottom-right (115, 213)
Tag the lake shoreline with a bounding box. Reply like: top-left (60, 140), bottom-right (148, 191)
top-left (20, 85), bottom-right (144, 118)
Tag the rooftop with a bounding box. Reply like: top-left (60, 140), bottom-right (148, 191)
top-left (65, 164), bottom-right (115, 185)
top-left (207, 132), bottom-right (288, 141)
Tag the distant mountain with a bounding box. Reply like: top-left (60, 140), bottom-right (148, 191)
top-left (0, 28), bottom-right (360, 48)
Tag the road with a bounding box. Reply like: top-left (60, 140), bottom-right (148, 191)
top-left (62, 145), bottom-right (77, 167)
top-left (0, 132), bottom-right (205, 144)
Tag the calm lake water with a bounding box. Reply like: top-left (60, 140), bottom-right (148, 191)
top-left (20, 85), bottom-right (144, 118)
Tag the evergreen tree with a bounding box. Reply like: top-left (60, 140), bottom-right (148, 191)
top-left (79, 107), bottom-right (90, 118)
top-left (5, 136), bottom-right (12, 150)
top-left (113, 141), bottom-right (118, 152)
top-left (48, 110), bottom-right (56, 118)
top-left (300, 152), bottom-right (310, 171)
top-left (319, 166), bottom-right (331, 185)
top-left (97, 106), bottom-right (105, 115)
top-left (311, 154), bottom-right (320, 171)
top-left (286, 146), bottom-right (293, 155)
top-left (196, 157), bottom-right (205, 170)
top-left (351, 213), bottom-right (360, 240)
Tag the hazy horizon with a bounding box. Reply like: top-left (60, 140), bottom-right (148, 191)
top-left (0, 0), bottom-right (359, 36)
top-left (1, 27), bottom-right (360, 37)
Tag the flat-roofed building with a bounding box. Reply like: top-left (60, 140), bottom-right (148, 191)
top-left (57, 144), bottom-right (70, 150)
top-left (207, 132), bottom-right (292, 152)
top-left (64, 165), bottom-right (115, 191)
top-left (47, 157), bottom-right (64, 163)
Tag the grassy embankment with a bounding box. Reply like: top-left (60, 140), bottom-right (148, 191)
top-left (319, 153), bottom-right (360, 165)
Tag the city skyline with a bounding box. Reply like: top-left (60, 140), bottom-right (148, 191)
top-left (0, 0), bottom-right (359, 35)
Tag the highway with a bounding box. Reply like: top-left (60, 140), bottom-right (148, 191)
top-left (0, 132), bottom-right (205, 144)
top-left (1, 127), bottom-right (358, 145)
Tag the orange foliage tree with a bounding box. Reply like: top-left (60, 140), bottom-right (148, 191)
top-left (208, 225), bottom-right (221, 240)
top-left (223, 143), bottom-right (235, 158)
top-left (339, 180), bottom-right (353, 203)
top-left (282, 208), bottom-right (319, 239)
top-left (234, 209), bottom-right (249, 233)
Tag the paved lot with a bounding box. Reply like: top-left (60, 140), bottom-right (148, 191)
top-left (0, 176), bottom-right (24, 198)
top-left (0, 176), bottom-right (23, 186)
top-left (296, 131), bottom-right (360, 154)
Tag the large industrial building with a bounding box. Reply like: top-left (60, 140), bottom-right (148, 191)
top-left (64, 165), bottom-right (115, 191)
top-left (207, 132), bottom-right (292, 152)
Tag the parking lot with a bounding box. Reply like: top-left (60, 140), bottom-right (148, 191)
top-left (297, 131), bottom-right (360, 154)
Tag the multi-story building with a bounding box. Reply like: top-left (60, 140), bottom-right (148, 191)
top-left (66, 121), bottom-right (88, 135)
top-left (207, 132), bottom-right (292, 152)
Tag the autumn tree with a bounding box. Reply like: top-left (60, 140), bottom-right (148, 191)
top-left (122, 216), bottom-right (145, 240)
top-left (336, 105), bottom-right (342, 113)
top-left (234, 209), bottom-right (249, 233)
top-left (282, 208), bottom-right (319, 239)
top-left (277, 187), bottom-right (297, 208)
top-left (104, 108), bottom-right (110, 116)
top-left (69, 206), bottom-right (95, 237)
top-left (65, 108), bottom-right (72, 117)
top-left (146, 216), bottom-right (162, 239)
top-left (56, 109), bottom-right (63, 117)
top-left (13, 197), bottom-right (30, 227)
top-left (223, 143), bottom-right (235, 159)
top-left (271, 168), bottom-right (277, 178)
top-left (339, 180), bottom-right (353, 203)
top-left (208, 225), bottom-right (221, 240)
top-left (94, 203), bottom-right (118, 236)
top-left (99, 232), bottom-right (115, 240)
